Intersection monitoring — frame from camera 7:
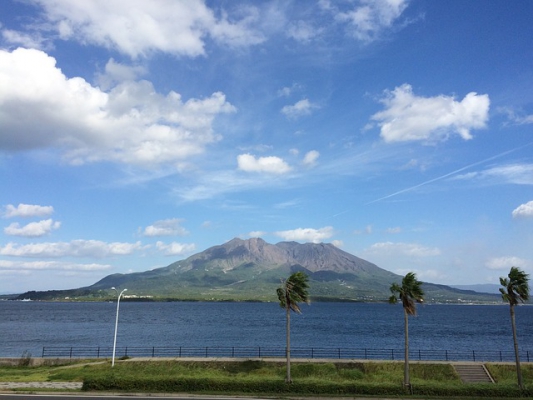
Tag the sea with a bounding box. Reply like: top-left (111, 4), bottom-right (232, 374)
top-left (1, 301), bottom-right (532, 359)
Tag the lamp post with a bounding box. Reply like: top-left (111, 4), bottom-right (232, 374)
top-left (111, 287), bottom-right (127, 367)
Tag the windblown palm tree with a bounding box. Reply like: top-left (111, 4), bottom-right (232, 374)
top-left (277, 271), bottom-right (310, 383)
top-left (500, 266), bottom-right (529, 390)
top-left (389, 272), bottom-right (424, 390)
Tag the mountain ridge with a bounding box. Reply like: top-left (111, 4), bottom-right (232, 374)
top-left (14, 238), bottom-right (500, 303)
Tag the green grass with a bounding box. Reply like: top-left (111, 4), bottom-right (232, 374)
top-left (1, 359), bottom-right (532, 397)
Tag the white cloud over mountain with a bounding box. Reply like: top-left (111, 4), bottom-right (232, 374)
top-left (155, 241), bottom-right (196, 256)
top-left (274, 226), bottom-right (334, 243)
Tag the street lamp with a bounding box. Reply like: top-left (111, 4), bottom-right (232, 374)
top-left (111, 287), bottom-right (127, 367)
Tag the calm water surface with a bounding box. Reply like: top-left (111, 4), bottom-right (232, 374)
top-left (1, 301), bottom-right (532, 357)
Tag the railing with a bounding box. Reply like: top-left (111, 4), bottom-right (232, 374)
top-left (41, 346), bottom-right (532, 362)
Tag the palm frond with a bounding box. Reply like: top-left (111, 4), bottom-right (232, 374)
top-left (389, 272), bottom-right (424, 316)
top-left (277, 271), bottom-right (310, 314)
top-left (500, 267), bottom-right (530, 305)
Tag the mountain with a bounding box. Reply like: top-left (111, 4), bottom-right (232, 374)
top-left (450, 284), bottom-right (502, 294)
top-left (15, 238), bottom-right (500, 303)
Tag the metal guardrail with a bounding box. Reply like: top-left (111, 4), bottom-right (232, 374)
top-left (41, 346), bottom-right (532, 362)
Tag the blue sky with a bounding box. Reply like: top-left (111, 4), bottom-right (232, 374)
top-left (1, 0), bottom-right (532, 294)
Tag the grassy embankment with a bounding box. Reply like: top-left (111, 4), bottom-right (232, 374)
top-left (1, 360), bottom-right (532, 397)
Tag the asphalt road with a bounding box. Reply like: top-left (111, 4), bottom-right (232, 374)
top-left (0, 396), bottom-right (279, 400)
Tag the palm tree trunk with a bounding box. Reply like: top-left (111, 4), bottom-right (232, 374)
top-left (510, 305), bottom-right (524, 389)
top-left (404, 308), bottom-right (410, 390)
top-left (286, 305), bottom-right (291, 383)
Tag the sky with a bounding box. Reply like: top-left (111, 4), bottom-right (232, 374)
top-left (1, 0), bottom-right (532, 294)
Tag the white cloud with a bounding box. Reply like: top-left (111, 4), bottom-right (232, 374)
top-left (499, 107), bottom-right (533, 125)
top-left (30, 0), bottom-right (264, 58)
top-left (277, 83), bottom-right (303, 97)
top-left (0, 260), bottom-right (111, 271)
top-left (3, 204), bottom-right (54, 218)
top-left (287, 20), bottom-right (322, 42)
top-left (354, 225), bottom-right (373, 235)
top-left (0, 48), bottom-right (235, 167)
top-left (332, 239), bottom-right (343, 248)
top-left (455, 164), bottom-right (533, 185)
top-left (281, 99), bottom-right (319, 119)
top-left (512, 201), bottom-right (533, 219)
top-left (372, 84), bottom-right (490, 143)
top-left (4, 219), bottom-right (61, 237)
top-left (367, 242), bottom-right (441, 257)
top-left (486, 256), bottom-right (530, 270)
top-left (155, 241), bottom-right (196, 256)
top-left (1, 29), bottom-right (45, 49)
top-left (237, 154), bottom-right (291, 174)
top-left (274, 226), bottom-right (334, 243)
top-left (96, 58), bottom-right (147, 90)
top-left (302, 150), bottom-right (320, 166)
top-left (248, 231), bottom-right (266, 238)
top-left (0, 240), bottom-right (142, 258)
top-left (143, 219), bottom-right (188, 237)
top-left (335, 0), bottom-right (410, 43)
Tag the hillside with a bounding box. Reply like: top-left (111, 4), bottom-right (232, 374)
top-left (15, 238), bottom-right (500, 303)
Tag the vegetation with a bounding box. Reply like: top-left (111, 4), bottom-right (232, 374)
top-left (276, 271), bottom-right (310, 383)
top-left (1, 360), bottom-right (532, 397)
top-left (389, 271), bottom-right (424, 391)
top-left (500, 266), bottom-right (530, 389)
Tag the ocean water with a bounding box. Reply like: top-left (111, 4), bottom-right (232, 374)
top-left (1, 301), bottom-right (532, 358)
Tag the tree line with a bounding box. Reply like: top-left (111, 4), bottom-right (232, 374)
top-left (277, 267), bottom-right (530, 390)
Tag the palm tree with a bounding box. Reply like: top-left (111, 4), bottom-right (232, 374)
top-left (277, 271), bottom-right (310, 383)
top-left (389, 272), bottom-right (424, 390)
top-left (500, 266), bottom-right (530, 390)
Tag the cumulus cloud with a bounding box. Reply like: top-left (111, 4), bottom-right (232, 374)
top-left (335, 0), bottom-right (410, 43)
top-left (512, 201), bottom-right (533, 219)
top-left (4, 219), bottom-right (61, 237)
top-left (3, 204), bottom-right (54, 218)
top-left (302, 150), bottom-right (320, 166)
top-left (371, 84), bottom-right (490, 143)
top-left (274, 226), bottom-right (334, 243)
top-left (486, 256), bottom-right (530, 270)
top-left (237, 154), bottom-right (291, 174)
top-left (281, 99), bottom-right (319, 119)
top-left (0, 260), bottom-right (111, 271)
top-left (0, 48), bottom-right (235, 167)
top-left (366, 242), bottom-right (441, 257)
top-left (0, 240), bottom-right (142, 258)
top-left (96, 58), bottom-right (147, 90)
top-left (27, 0), bottom-right (264, 58)
top-left (155, 241), bottom-right (196, 256)
top-left (143, 219), bottom-right (188, 237)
